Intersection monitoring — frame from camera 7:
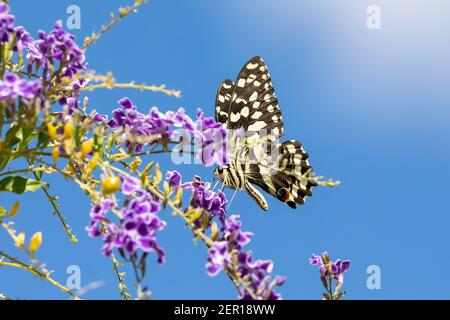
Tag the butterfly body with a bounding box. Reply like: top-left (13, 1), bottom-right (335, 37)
top-left (214, 56), bottom-right (317, 211)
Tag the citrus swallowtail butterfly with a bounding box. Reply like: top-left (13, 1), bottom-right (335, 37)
top-left (213, 56), bottom-right (317, 211)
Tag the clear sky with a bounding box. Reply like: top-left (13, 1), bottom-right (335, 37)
top-left (1, 0), bottom-right (450, 299)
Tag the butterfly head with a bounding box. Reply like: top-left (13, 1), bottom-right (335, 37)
top-left (213, 165), bottom-right (237, 189)
top-left (214, 166), bottom-right (227, 183)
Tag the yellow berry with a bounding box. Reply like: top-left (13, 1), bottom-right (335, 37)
top-left (102, 176), bottom-right (121, 195)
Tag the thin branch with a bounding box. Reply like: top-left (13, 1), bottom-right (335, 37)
top-left (81, 82), bottom-right (181, 98)
top-left (26, 159), bottom-right (78, 244)
top-left (0, 251), bottom-right (80, 300)
top-left (111, 254), bottom-right (132, 300)
top-left (83, 0), bottom-right (150, 49)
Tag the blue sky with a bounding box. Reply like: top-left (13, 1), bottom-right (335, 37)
top-left (1, 0), bottom-right (450, 299)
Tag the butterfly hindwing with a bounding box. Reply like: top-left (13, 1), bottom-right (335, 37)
top-left (248, 140), bottom-right (316, 208)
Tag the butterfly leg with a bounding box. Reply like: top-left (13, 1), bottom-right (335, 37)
top-left (244, 180), bottom-right (269, 211)
top-left (226, 188), bottom-right (239, 210)
top-left (211, 179), bottom-right (220, 191)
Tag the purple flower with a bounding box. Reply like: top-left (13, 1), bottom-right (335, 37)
top-left (182, 176), bottom-right (227, 220)
top-left (0, 72), bottom-right (42, 100)
top-left (309, 254), bottom-right (323, 266)
top-left (121, 175), bottom-right (141, 196)
top-left (86, 199), bottom-right (117, 238)
top-left (86, 175), bottom-right (166, 264)
top-left (237, 251), bottom-right (285, 300)
top-left (335, 259), bottom-right (350, 275)
top-left (166, 170), bottom-right (182, 187)
top-left (206, 241), bottom-right (232, 276)
top-left (222, 214), bottom-right (253, 248)
top-left (0, 3), bottom-right (15, 44)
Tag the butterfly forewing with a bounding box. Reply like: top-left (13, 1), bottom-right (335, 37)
top-left (215, 56), bottom-right (284, 139)
top-left (215, 79), bottom-right (234, 125)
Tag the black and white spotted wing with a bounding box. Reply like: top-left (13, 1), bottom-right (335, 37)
top-left (215, 56), bottom-right (284, 138)
top-left (247, 140), bottom-right (317, 208)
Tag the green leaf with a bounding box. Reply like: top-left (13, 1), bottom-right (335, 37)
top-left (0, 176), bottom-right (46, 194)
top-left (0, 207), bottom-right (7, 216)
top-left (3, 38), bottom-right (14, 64)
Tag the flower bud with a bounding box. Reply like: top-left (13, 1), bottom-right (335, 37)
top-left (29, 231), bottom-right (43, 252)
top-left (154, 164), bottom-right (162, 185)
top-left (174, 188), bottom-right (183, 206)
top-left (15, 232), bottom-right (25, 247)
top-left (47, 123), bottom-right (58, 140)
top-left (52, 147), bottom-right (60, 162)
top-left (81, 139), bottom-right (94, 158)
top-left (163, 181), bottom-right (171, 195)
top-left (63, 122), bottom-right (74, 140)
top-left (102, 176), bottom-right (121, 195)
top-left (210, 222), bottom-right (219, 240)
top-left (87, 152), bottom-right (100, 173)
top-left (9, 201), bottom-right (20, 217)
top-left (321, 251), bottom-right (330, 264)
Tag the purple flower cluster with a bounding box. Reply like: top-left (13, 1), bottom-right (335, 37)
top-left (3, 3), bottom-right (85, 80)
top-left (0, 4), bottom-right (85, 105)
top-left (0, 73), bottom-right (42, 100)
top-left (190, 109), bottom-right (228, 166)
top-left (310, 252), bottom-right (350, 299)
top-left (309, 253), bottom-right (350, 281)
top-left (20, 20), bottom-right (86, 78)
top-left (206, 214), bottom-right (285, 300)
top-left (176, 174), bottom-right (283, 300)
top-left (181, 175), bottom-right (227, 220)
top-left (105, 97), bottom-right (227, 166)
top-left (86, 175), bottom-right (166, 264)
top-left (107, 97), bottom-right (183, 152)
top-left (0, 3), bottom-right (14, 43)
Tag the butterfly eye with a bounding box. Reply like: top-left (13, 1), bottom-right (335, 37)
top-left (217, 167), bottom-right (224, 175)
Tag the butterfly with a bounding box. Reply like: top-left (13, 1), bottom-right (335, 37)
top-left (213, 56), bottom-right (317, 211)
